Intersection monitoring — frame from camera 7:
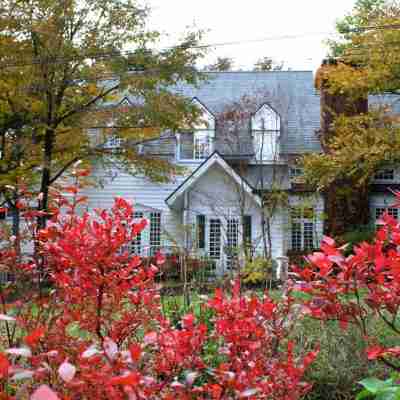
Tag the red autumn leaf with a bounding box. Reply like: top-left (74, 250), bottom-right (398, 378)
top-left (25, 326), bottom-right (45, 348)
top-left (366, 345), bottom-right (386, 360)
top-left (182, 313), bottom-right (195, 329)
top-left (129, 344), bottom-right (141, 362)
top-left (109, 372), bottom-right (141, 386)
top-left (154, 251), bottom-right (166, 266)
top-left (0, 353), bottom-right (9, 379)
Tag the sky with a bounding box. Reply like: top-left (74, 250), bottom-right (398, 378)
top-left (146, 0), bottom-right (357, 72)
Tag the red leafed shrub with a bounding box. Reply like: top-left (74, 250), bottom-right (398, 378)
top-left (293, 192), bottom-right (400, 372)
top-left (0, 179), bottom-right (317, 399)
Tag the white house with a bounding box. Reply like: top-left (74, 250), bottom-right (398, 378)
top-left (81, 71), bottom-right (400, 275)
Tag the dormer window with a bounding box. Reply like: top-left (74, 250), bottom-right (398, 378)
top-left (251, 104), bottom-right (281, 161)
top-left (178, 98), bottom-right (215, 161)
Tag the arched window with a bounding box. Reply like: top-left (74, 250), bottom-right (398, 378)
top-left (178, 98), bottom-right (215, 161)
top-left (251, 104), bottom-right (281, 161)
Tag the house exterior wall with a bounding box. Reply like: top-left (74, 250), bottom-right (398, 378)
top-left (184, 163), bottom-right (287, 273)
top-left (81, 164), bottom-right (196, 252)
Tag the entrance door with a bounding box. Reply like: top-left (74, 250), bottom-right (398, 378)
top-left (207, 217), bottom-right (240, 273)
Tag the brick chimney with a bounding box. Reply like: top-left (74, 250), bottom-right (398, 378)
top-left (316, 59), bottom-right (370, 236)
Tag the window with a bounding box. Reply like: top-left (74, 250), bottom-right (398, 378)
top-left (178, 99), bottom-right (215, 161)
top-left (226, 218), bottom-right (239, 270)
top-left (374, 169), bottom-right (394, 181)
top-left (104, 135), bottom-right (123, 150)
top-left (130, 210), bottom-right (162, 256)
top-left (194, 132), bottom-right (212, 160)
top-left (150, 212), bottom-right (161, 255)
top-left (131, 212), bottom-right (144, 255)
top-left (375, 207), bottom-right (399, 223)
top-left (179, 131), bottom-right (214, 161)
top-left (290, 167), bottom-right (304, 181)
top-left (196, 215), bottom-right (206, 249)
top-left (209, 219), bottom-right (221, 260)
top-left (252, 104), bottom-right (281, 161)
top-left (291, 207), bottom-right (315, 252)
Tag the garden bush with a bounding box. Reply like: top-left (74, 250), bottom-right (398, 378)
top-left (293, 202), bottom-right (400, 398)
top-left (0, 178), bottom-right (317, 399)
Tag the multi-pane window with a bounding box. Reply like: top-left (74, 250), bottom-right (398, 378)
top-left (209, 219), bottom-right (221, 260)
top-left (375, 207), bottom-right (399, 223)
top-left (194, 132), bottom-right (212, 160)
top-left (252, 104), bottom-right (281, 161)
top-left (179, 131), bottom-right (214, 160)
top-left (226, 218), bottom-right (239, 270)
top-left (131, 212), bottom-right (144, 255)
top-left (290, 167), bottom-right (304, 181)
top-left (150, 212), bottom-right (161, 255)
top-left (196, 215), bottom-right (206, 249)
top-left (104, 135), bottom-right (123, 150)
top-left (291, 207), bottom-right (315, 252)
top-left (178, 99), bottom-right (215, 161)
top-left (374, 169), bottom-right (394, 181)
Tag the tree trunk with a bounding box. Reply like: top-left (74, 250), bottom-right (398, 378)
top-left (38, 128), bottom-right (55, 229)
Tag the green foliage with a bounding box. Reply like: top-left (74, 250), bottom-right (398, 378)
top-left (242, 257), bottom-right (273, 284)
top-left (204, 57), bottom-right (234, 71)
top-left (357, 375), bottom-right (400, 400)
top-left (0, 0), bottom-right (206, 211)
top-left (302, 111), bottom-right (400, 190)
top-left (298, 317), bottom-right (392, 400)
top-left (327, 0), bottom-right (386, 57)
top-left (253, 56), bottom-right (284, 71)
top-left (339, 225), bottom-right (376, 255)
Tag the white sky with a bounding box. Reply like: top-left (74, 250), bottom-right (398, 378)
top-left (146, 0), bottom-right (356, 72)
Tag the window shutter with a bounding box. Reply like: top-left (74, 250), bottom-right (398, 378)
top-left (196, 215), bottom-right (206, 249)
top-left (243, 215), bottom-right (252, 244)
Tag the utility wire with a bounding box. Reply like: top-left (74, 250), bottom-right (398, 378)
top-left (0, 29), bottom-right (370, 69)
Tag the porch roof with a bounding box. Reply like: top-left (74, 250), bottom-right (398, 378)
top-left (165, 151), bottom-right (261, 209)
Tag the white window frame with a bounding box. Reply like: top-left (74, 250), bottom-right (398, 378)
top-left (252, 104), bottom-right (281, 162)
top-left (130, 210), bottom-right (162, 256)
top-left (290, 207), bottom-right (315, 252)
top-left (290, 167), bottom-right (304, 182)
top-left (131, 212), bottom-right (144, 255)
top-left (209, 218), bottom-right (222, 260)
top-left (104, 135), bottom-right (123, 150)
top-left (177, 98), bottom-right (215, 162)
top-left (226, 218), bottom-right (239, 270)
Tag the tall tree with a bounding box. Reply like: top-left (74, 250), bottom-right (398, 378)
top-left (303, 0), bottom-right (400, 236)
top-left (204, 57), bottom-right (235, 71)
top-left (0, 0), bottom-right (206, 226)
top-left (327, 0), bottom-right (386, 57)
top-left (253, 56), bottom-right (284, 71)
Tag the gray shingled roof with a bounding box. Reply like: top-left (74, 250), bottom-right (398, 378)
top-left (171, 71), bottom-right (322, 155)
top-left (104, 72), bottom-right (400, 157)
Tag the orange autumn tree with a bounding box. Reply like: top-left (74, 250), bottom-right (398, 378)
top-left (0, 0), bottom-right (206, 228)
top-left (302, 0), bottom-right (400, 236)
